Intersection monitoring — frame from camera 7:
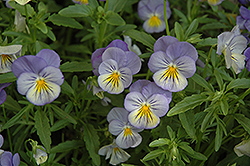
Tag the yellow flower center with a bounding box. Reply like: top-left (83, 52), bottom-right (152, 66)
top-left (105, 71), bottom-right (120, 88)
top-left (136, 104), bottom-right (153, 122)
top-left (124, 127), bottom-right (132, 137)
top-left (208, 0), bottom-right (221, 5)
top-left (35, 78), bottom-right (49, 93)
top-left (163, 66), bottom-right (178, 80)
top-left (1, 54), bottom-right (12, 64)
top-left (148, 16), bottom-right (161, 27)
top-left (113, 147), bottom-right (119, 152)
top-left (81, 0), bottom-right (88, 4)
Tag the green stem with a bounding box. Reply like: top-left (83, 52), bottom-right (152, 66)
top-left (203, 44), bottom-right (216, 78)
top-left (146, 69), bottom-right (152, 80)
top-left (164, 0), bottom-right (170, 36)
top-left (98, 22), bottom-right (108, 48)
top-left (104, 0), bottom-right (109, 12)
top-left (2, 106), bottom-right (13, 153)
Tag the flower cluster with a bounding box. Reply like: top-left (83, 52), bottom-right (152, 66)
top-left (148, 36), bottom-right (198, 92)
top-left (11, 49), bottom-right (64, 106)
top-left (91, 39), bottom-right (141, 94)
top-left (138, 0), bottom-right (171, 33)
top-left (0, 135), bottom-right (20, 166)
top-left (237, 6), bottom-right (250, 33)
top-left (217, 26), bottom-right (248, 74)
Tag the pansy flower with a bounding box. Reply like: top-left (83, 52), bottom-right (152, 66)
top-left (238, 0), bottom-right (250, 5)
top-left (0, 45), bottom-right (22, 73)
top-left (72, 0), bottom-right (88, 5)
top-left (11, 49), bottom-right (64, 106)
top-left (148, 36), bottom-right (198, 92)
top-left (237, 6), bottom-right (250, 33)
top-left (0, 134), bottom-right (4, 155)
top-left (96, 43), bottom-right (141, 94)
top-left (217, 26), bottom-right (247, 74)
top-left (107, 107), bottom-right (143, 149)
top-left (0, 152), bottom-right (20, 166)
top-left (124, 80), bottom-right (172, 129)
top-left (98, 140), bottom-right (130, 165)
top-left (91, 39), bottom-right (129, 76)
top-left (0, 83), bottom-right (11, 105)
top-left (138, 0), bottom-right (171, 33)
top-left (207, 0), bottom-right (224, 5)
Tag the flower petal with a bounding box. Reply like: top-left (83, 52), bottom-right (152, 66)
top-left (217, 32), bottom-right (234, 55)
top-left (98, 73), bottom-right (125, 94)
top-left (109, 120), bottom-right (125, 135)
top-left (124, 92), bottom-right (146, 112)
top-left (138, 5), bottom-right (153, 20)
top-left (143, 18), bottom-right (165, 33)
top-left (26, 79), bottom-right (61, 106)
top-left (231, 53), bottom-right (245, 74)
top-left (229, 35), bottom-right (247, 54)
top-left (17, 72), bottom-right (37, 95)
top-left (237, 16), bottom-right (246, 30)
top-left (0, 90), bottom-right (7, 105)
top-left (129, 79), bottom-right (151, 92)
top-left (39, 66), bottom-right (64, 85)
top-left (240, 6), bottom-right (250, 20)
top-left (244, 47), bottom-right (250, 61)
top-left (0, 45), bottom-right (22, 55)
top-left (11, 55), bottom-right (47, 77)
top-left (1, 151), bottom-right (12, 166)
top-left (102, 47), bottom-right (126, 68)
top-left (147, 94), bottom-right (170, 117)
top-left (13, 153), bottom-right (20, 166)
top-left (245, 20), bottom-right (250, 33)
top-left (154, 36), bottom-right (179, 52)
top-left (0, 54), bottom-right (17, 73)
top-left (175, 56), bottom-right (196, 78)
top-left (106, 39), bottom-right (129, 51)
top-left (166, 42), bottom-right (198, 61)
top-left (119, 67), bottom-right (132, 88)
top-left (107, 107), bottom-right (129, 123)
top-left (124, 51), bottom-right (141, 74)
top-left (141, 82), bottom-right (172, 100)
top-left (115, 129), bottom-right (142, 149)
top-left (110, 147), bottom-right (130, 165)
top-left (36, 49), bottom-right (61, 68)
top-left (91, 48), bottom-right (106, 76)
top-left (153, 68), bottom-right (188, 92)
top-left (0, 135), bottom-right (3, 148)
top-left (148, 51), bottom-right (171, 73)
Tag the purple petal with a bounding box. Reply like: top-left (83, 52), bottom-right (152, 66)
top-left (36, 49), bottom-right (61, 68)
top-left (147, 94), bottom-right (170, 117)
top-left (246, 59), bottom-right (250, 72)
top-left (0, 135), bottom-right (3, 148)
top-left (17, 72), bottom-right (37, 95)
top-left (91, 48), bottom-right (106, 76)
top-left (106, 39), bottom-right (129, 51)
top-left (102, 47), bottom-right (126, 68)
top-left (117, 67), bottom-right (132, 88)
top-left (12, 153), bottom-right (20, 166)
top-left (141, 82), bottom-right (172, 100)
top-left (11, 55), bottom-right (47, 77)
top-left (143, 18), bottom-right (165, 33)
top-left (129, 79), bottom-right (151, 92)
top-left (244, 47), bottom-right (250, 61)
top-left (245, 20), bottom-right (250, 33)
top-left (124, 51), bottom-right (141, 75)
top-left (240, 6), bottom-right (250, 20)
top-left (115, 129), bottom-right (142, 149)
top-left (138, 5), bottom-right (153, 20)
top-left (1, 151), bottom-right (12, 166)
top-left (124, 92), bottom-right (146, 112)
top-left (98, 59), bottom-right (118, 75)
top-left (109, 120), bottom-right (125, 135)
top-left (166, 42), bottom-right (198, 61)
top-left (148, 51), bottom-right (172, 73)
top-left (0, 90), bottom-right (7, 105)
top-left (237, 16), bottom-right (246, 30)
top-left (154, 36), bottom-right (179, 52)
top-left (39, 66), bottom-right (64, 85)
top-left (107, 107), bottom-right (129, 123)
top-left (175, 56), bottom-right (196, 78)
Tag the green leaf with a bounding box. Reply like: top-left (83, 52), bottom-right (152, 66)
top-left (234, 114), bottom-right (250, 135)
top-left (60, 61), bottom-right (93, 72)
top-left (123, 29), bottom-right (156, 49)
top-left (49, 14), bottom-right (83, 29)
top-left (4, 96), bottom-right (21, 111)
top-left (50, 104), bottom-right (77, 124)
top-left (226, 78), bottom-right (250, 92)
top-left (0, 72), bottom-right (17, 83)
top-left (179, 142), bottom-right (194, 155)
top-left (9, 1), bottom-right (35, 17)
top-left (179, 111), bottom-right (196, 139)
top-left (59, 4), bottom-right (92, 17)
top-left (167, 93), bottom-right (208, 116)
top-left (196, 37), bottom-right (217, 47)
top-left (200, 108), bottom-right (214, 132)
top-left (61, 80), bottom-right (75, 96)
top-left (2, 105), bottom-right (33, 130)
top-left (201, 22), bottom-right (228, 30)
top-left (142, 149), bottom-right (165, 161)
top-left (35, 21), bottom-right (48, 34)
top-left (50, 140), bottom-right (84, 153)
top-left (50, 120), bottom-right (70, 132)
top-left (220, 98), bottom-right (228, 116)
top-left (34, 110), bottom-right (51, 151)
top-left (215, 122), bottom-right (223, 152)
top-left (35, 41), bottom-right (51, 53)
top-left (174, 22), bottom-right (184, 41)
top-left (187, 151), bottom-right (207, 160)
top-left (173, 8), bottom-right (188, 23)
top-left (46, 28), bottom-right (56, 41)
top-left (107, 0), bottom-right (126, 12)
top-left (191, 73), bottom-right (214, 92)
top-left (214, 68), bottom-right (223, 90)
top-left (83, 123), bottom-right (100, 166)
top-left (2, 31), bottom-right (32, 42)
top-left (184, 19), bottom-right (199, 40)
top-left (104, 11), bottom-right (125, 26)
top-left (149, 138), bottom-right (170, 147)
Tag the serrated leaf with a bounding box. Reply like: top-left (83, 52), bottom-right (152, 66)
top-left (226, 78), bottom-right (250, 92)
top-left (50, 104), bottom-right (77, 124)
top-left (191, 73), bottom-right (214, 92)
top-left (104, 11), bottom-right (125, 26)
top-left (167, 93), bottom-right (208, 116)
top-left (142, 149), bottom-right (165, 161)
top-left (234, 114), bottom-right (250, 135)
top-left (0, 72), bottom-right (17, 83)
top-left (49, 14), bottom-right (83, 29)
top-left (59, 4), bottom-right (92, 17)
top-left (9, 1), bottom-right (35, 17)
top-left (83, 123), bottom-right (100, 166)
top-left (60, 61), bottom-right (93, 72)
top-left (34, 110), bottom-right (51, 151)
top-left (50, 140), bottom-right (84, 153)
top-left (123, 29), bottom-right (155, 49)
top-left (149, 138), bottom-right (170, 147)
